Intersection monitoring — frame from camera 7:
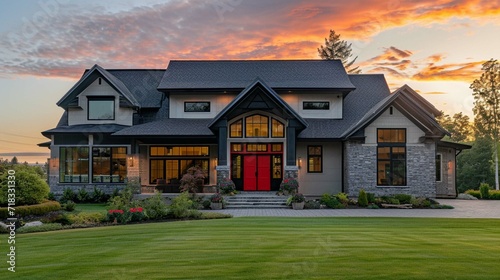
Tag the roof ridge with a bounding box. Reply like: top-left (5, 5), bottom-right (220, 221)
top-left (168, 59), bottom-right (341, 62)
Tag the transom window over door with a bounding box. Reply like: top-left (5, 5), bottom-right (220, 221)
top-left (377, 129), bottom-right (406, 186)
top-left (229, 115), bottom-right (285, 138)
top-left (246, 115), bottom-right (269, 137)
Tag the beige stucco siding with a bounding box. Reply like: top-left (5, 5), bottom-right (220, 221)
top-left (67, 79), bottom-right (134, 126)
top-left (296, 142), bottom-right (342, 196)
top-left (364, 107), bottom-right (425, 144)
top-left (280, 92), bottom-right (343, 119)
top-left (169, 94), bottom-right (236, 118)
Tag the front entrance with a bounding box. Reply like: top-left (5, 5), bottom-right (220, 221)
top-left (230, 143), bottom-right (283, 191)
top-left (243, 155), bottom-right (271, 191)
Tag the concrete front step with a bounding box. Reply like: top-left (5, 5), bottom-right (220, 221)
top-left (225, 193), bottom-right (289, 209)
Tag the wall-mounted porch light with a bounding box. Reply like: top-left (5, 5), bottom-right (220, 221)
top-left (128, 156), bottom-right (134, 167)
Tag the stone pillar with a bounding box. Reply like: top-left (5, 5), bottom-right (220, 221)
top-left (284, 165), bottom-right (299, 179)
top-left (216, 165), bottom-right (230, 186)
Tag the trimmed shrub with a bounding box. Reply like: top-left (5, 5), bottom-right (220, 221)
top-left (202, 199), bottom-right (211, 209)
top-left (91, 187), bottom-right (109, 203)
top-left (480, 183), bottom-right (490, 199)
top-left (320, 194), bottom-right (345, 209)
top-left (335, 192), bottom-right (349, 206)
top-left (0, 170), bottom-right (49, 205)
top-left (465, 189), bottom-right (481, 199)
top-left (60, 188), bottom-right (76, 204)
top-left (358, 189), bottom-right (368, 207)
top-left (68, 212), bottom-right (106, 225)
top-left (394, 194), bottom-right (413, 204)
top-left (142, 192), bottom-right (169, 220)
top-left (367, 192), bottom-right (376, 204)
top-left (169, 192), bottom-right (198, 219)
top-left (76, 188), bottom-right (90, 203)
top-left (489, 190), bottom-right (500, 200)
top-left (304, 200), bottom-right (321, 209)
top-left (63, 201), bottom-right (76, 212)
top-left (381, 196), bottom-right (400, 205)
top-left (0, 201), bottom-right (61, 219)
top-left (16, 223), bottom-right (63, 234)
top-left (410, 197), bottom-right (431, 208)
top-left (47, 192), bottom-right (56, 201)
top-left (466, 189), bottom-right (500, 200)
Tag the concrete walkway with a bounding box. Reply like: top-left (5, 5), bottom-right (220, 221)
top-left (206, 199), bottom-right (500, 218)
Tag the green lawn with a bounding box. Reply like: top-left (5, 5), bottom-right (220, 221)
top-left (74, 203), bottom-right (107, 213)
top-left (5, 217), bottom-right (500, 279)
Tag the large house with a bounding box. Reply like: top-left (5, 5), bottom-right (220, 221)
top-left (40, 60), bottom-right (469, 198)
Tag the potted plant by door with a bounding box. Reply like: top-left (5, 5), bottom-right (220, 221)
top-left (291, 193), bottom-right (305, 210)
top-left (210, 193), bottom-right (224, 210)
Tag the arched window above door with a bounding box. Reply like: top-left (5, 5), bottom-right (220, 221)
top-left (246, 115), bottom-right (269, 138)
top-left (229, 114), bottom-right (285, 138)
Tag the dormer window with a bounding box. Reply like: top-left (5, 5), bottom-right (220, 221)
top-left (88, 96), bottom-right (115, 120)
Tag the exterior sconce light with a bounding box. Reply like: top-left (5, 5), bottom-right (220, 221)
top-left (298, 157), bottom-right (302, 169)
top-left (128, 156), bottom-right (134, 167)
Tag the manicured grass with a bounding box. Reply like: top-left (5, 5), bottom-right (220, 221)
top-left (74, 203), bottom-right (107, 213)
top-left (5, 217), bottom-right (500, 279)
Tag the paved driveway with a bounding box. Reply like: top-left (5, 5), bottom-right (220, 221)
top-left (209, 199), bottom-right (500, 218)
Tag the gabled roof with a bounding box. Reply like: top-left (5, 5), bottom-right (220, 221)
top-left (208, 78), bottom-right (308, 130)
top-left (341, 84), bottom-right (448, 139)
top-left (57, 64), bottom-right (142, 109)
top-left (159, 60), bottom-right (356, 91)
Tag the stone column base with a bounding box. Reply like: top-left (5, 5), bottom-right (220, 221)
top-left (284, 165), bottom-right (299, 179)
top-left (215, 165), bottom-right (230, 186)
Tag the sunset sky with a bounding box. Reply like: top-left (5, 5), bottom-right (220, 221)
top-left (1, 0), bottom-right (499, 163)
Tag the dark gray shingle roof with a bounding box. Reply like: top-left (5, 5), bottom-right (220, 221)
top-left (159, 60), bottom-right (355, 90)
top-left (298, 74), bottom-right (390, 139)
top-left (42, 124), bottom-right (129, 137)
top-left (107, 69), bottom-right (165, 108)
top-left (112, 119), bottom-right (214, 136)
top-left (57, 65), bottom-right (164, 109)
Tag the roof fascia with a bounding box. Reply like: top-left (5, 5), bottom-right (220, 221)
top-left (56, 64), bottom-right (139, 109)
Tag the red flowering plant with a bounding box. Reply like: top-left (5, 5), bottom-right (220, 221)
top-left (218, 178), bottom-right (236, 195)
top-left (278, 177), bottom-right (299, 195)
top-left (129, 207), bottom-right (145, 222)
top-left (107, 209), bottom-right (127, 224)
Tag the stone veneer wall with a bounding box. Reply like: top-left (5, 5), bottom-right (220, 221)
top-left (216, 165), bottom-right (230, 186)
top-left (48, 154), bottom-right (140, 197)
top-left (284, 166), bottom-right (299, 179)
top-left (344, 141), bottom-right (437, 198)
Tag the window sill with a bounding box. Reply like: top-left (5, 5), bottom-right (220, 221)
top-left (376, 185), bottom-right (409, 188)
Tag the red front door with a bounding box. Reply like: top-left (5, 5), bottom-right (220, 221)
top-left (243, 155), bottom-right (271, 191)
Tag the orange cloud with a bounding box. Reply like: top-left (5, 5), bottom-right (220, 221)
top-left (0, 0), bottom-right (497, 79)
top-left (412, 61), bottom-right (484, 82)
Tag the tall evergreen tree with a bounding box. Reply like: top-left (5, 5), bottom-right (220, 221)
top-left (11, 156), bottom-right (18, 165)
top-left (471, 59), bottom-right (500, 190)
top-left (318, 29), bottom-right (361, 74)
